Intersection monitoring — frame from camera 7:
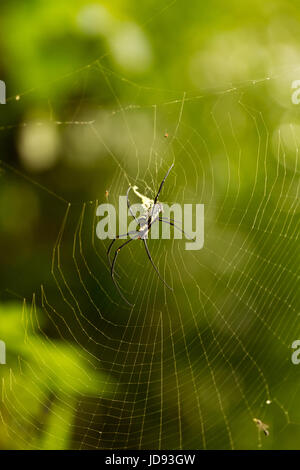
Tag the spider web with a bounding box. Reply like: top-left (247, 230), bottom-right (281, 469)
top-left (0, 39), bottom-right (300, 450)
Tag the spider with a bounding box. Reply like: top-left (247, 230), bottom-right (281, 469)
top-left (253, 418), bottom-right (269, 437)
top-left (107, 163), bottom-right (191, 306)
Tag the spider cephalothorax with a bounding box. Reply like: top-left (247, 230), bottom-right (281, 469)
top-left (107, 163), bottom-right (191, 306)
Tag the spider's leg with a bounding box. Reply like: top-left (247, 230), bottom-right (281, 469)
top-left (111, 238), bottom-right (135, 307)
top-left (107, 231), bottom-right (138, 267)
top-left (153, 163), bottom-right (174, 205)
top-left (111, 275), bottom-right (134, 307)
top-left (159, 217), bottom-right (195, 240)
top-left (111, 238), bottom-right (134, 277)
top-left (142, 238), bottom-right (173, 291)
top-left (112, 277), bottom-right (134, 307)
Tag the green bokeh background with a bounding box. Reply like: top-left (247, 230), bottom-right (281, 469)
top-left (0, 0), bottom-right (299, 449)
